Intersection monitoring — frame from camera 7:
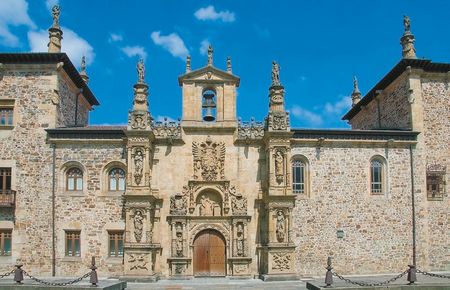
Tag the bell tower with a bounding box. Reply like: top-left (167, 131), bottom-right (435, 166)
top-left (178, 45), bottom-right (240, 128)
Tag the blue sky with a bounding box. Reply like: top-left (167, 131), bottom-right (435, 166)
top-left (1, 0), bottom-right (450, 128)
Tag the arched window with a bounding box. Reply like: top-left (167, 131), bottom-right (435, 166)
top-left (292, 156), bottom-right (308, 195)
top-left (67, 167), bottom-right (83, 191)
top-left (109, 168), bottom-right (125, 191)
top-left (370, 158), bottom-right (384, 194)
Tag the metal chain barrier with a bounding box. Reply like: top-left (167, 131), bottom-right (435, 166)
top-left (332, 269), bottom-right (409, 287)
top-left (417, 269), bottom-right (450, 280)
top-left (22, 270), bottom-right (91, 287)
top-left (0, 269), bottom-right (14, 279)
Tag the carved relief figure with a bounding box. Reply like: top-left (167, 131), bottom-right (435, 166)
top-left (231, 191), bottom-right (247, 215)
top-left (276, 210), bottom-right (285, 242)
top-left (192, 136), bottom-right (225, 181)
top-left (170, 193), bottom-right (187, 215)
top-left (176, 232), bottom-right (183, 257)
top-left (133, 209), bottom-right (144, 243)
top-left (236, 223), bottom-right (244, 256)
top-left (199, 195), bottom-right (213, 216)
top-left (128, 253), bottom-right (148, 271)
top-left (133, 148), bottom-right (144, 185)
top-left (131, 113), bottom-right (146, 129)
top-left (274, 150), bottom-right (284, 183)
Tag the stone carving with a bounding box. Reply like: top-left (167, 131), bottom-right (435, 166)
top-left (170, 193), bottom-right (187, 215)
top-left (238, 118), bottom-right (264, 140)
top-left (276, 210), bottom-right (285, 242)
top-left (207, 45), bottom-right (213, 66)
top-left (230, 190), bottom-right (247, 215)
top-left (272, 252), bottom-right (291, 271)
top-left (175, 264), bottom-right (184, 274)
top-left (192, 136), bottom-right (225, 181)
top-left (133, 147), bottom-right (144, 185)
top-left (137, 59), bottom-right (145, 83)
top-left (236, 223), bottom-right (244, 256)
top-left (133, 209), bottom-right (144, 243)
top-left (51, 5), bottom-right (60, 28)
top-left (153, 118), bottom-right (181, 139)
top-left (186, 55), bottom-right (191, 73)
top-left (128, 253), bottom-right (148, 271)
top-left (234, 264), bottom-right (247, 274)
top-left (274, 149), bottom-right (285, 184)
top-left (403, 15), bottom-right (411, 32)
top-left (227, 57), bottom-right (232, 73)
top-left (427, 163), bottom-right (446, 173)
top-left (129, 111), bottom-right (148, 130)
top-left (271, 61), bottom-right (281, 86)
top-left (199, 194), bottom-right (220, 216)
top-left (176, 232), bottom-right (183, 257)
top-left (400, 15), bottom-right (416, 59)
top-left (268, 112), bottom-right (289, 131)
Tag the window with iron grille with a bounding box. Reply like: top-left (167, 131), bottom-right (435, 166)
top-left (292, 159), bottom-right (306, 194)
top-left (0, 108), bottom-right (13, 126)
top-left (426, 164), bottom-right (446, 200)
top-left (370, 159), bottom-right (383, 194)
top-left (108, 232), bottom-right (124, 257)
top-left (0, 230), bottom-right (12, 256)
top-left (65, 231), bottom-right (81, 257)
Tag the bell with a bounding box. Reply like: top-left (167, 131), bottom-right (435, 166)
top-left (202, 92), bottom-right (216, 121)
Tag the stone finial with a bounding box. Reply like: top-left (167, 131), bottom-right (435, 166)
top-left (137, 58), bottom-right (145, 83)
top-left (186, 55), bottom-right (191, 73)
top-left (207, 45), bottom-right (213, 66)
top-left (226, 57), bottom-right (232, 73)
top-left (47, 5), bottom-right (63, 53)
top-left (271, 61), bottom-right (281, 86)
top-left (351, 76), bottom-right (361, 106)
top-left (79, 56), bottom-right (89, 84)
top-left (400, 15), bottom-right (417, 59)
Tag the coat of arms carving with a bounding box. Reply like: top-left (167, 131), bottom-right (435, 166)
top-left (192, 136), bottom-right (225, 181)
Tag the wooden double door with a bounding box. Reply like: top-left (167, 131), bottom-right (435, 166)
top-left (193, 230), bottom-right (226, 276)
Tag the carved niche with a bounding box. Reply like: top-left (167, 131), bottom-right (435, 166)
top-left (236, 222), bottom-right (245, 256)
top-left (192, 136), bottom-right (225, 181)
top-left (275, 210), bottom-right (286, 242)
top-left (274, 148), bottom-right (285, 184)
top-left (197, 192), bottom-right (222, 216)
top-left (132, 147), bottom-right (145, 185)
top-left (133, 209), bottom-right (145, 243)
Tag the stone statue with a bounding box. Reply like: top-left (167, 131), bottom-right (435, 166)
top-left (207, 45), bottom-right (213, 66)
top-left (51, 5), bottom-right (61, 28)
top-left (137, 59), bottom-right (145, 83)
top-left (274, 150), bottom-right (284, 183)
top-left (186, 55), bottom-right (191, 72)
top-left (176, 232), bottom-right (183, 256)
top-left (236, 223), bottom-right (244, 256)
top-left (227, 57), bottom-right (232, 73)
top-left (133, 148), bottom-right (144, 185)
top-left (272, 61), bottom-right (280, 86)
top-left (199, 195), bottom-right (213, 216)
top-left (133, 209), bottom-right (144, 243)
top-left (81, 56), bottom-right (86, 72)
top-left (403, 15), bottom-right (411, 32)
top-left (276, 210), bottom-right (285, 242)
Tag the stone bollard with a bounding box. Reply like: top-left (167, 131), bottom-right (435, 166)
top-left (89, 256), bottom-right (98, 287)
top-left (14, 264), bottom-right (23, 284)
top-left (407, 264), bottom-right (417, 284)
top-left (324, 257), bottom-right (333, 287)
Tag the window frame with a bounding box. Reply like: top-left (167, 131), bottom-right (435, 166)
top-left (108, 231), bottom-right (124, 258)
top-left (108, 168), bottom-right (126, 192)
top-left (65, 231), bottom-right (81, 257)
top-left (291, 155), bottom-right (309, 196)
top-left (66, 167), bottom-right (83, 192)
top-left (426, 164), bottom-right (446, 201)
top-left (0, 168), bottom-right (12, 192)
top-left (0, 230), bottom-right (12, 256)
top-left (370, 156), bottom-right (386, 195)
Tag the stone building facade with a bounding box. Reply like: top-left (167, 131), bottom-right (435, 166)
top-left (0, 10), bottom-right (448, 280)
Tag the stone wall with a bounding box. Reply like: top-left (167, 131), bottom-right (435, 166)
top-left (350, 75), bottom-right (411, 130)
top-left (56, 74), bottom-right (90, 127)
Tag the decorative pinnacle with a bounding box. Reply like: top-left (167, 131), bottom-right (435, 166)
top-left (351, 76), bottom-right (361, 106)
top-left (207, 45), bottom-right (213, 66)
top-left (186, 55), bottom-right (191, 73)
top-left (226, 56), bottom-right (232, 73)
top-left (137, 58), bottom-right (145, 83)
top-left (79, 56), bottom-right (89, 84)
top-left (271, 61), bottom-right (281, 86)
top-left (51, 5), bottom-right (61, 28)
top-left (401, 15), bottom-right (417, 59)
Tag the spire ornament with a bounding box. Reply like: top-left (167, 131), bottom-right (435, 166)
top-left (79, 56), bottom-right (89, 84)
top-left (226, 57), bottom-right (232, 73)
top-left (400, 15), bottom-right (416, 59)
top-left (351, 76), bottom-right (361, 106)
top-left (128, 59), bottom-right (150, 130)
top-left (207, 45), bottom-right (213, 66)
top-left (51, 5), bottom-right (61, 28)
top-left (271, 61), bottom-right (281, 86)
top-left (137, 58), bottom-right (145, 83)
top-left (48, 5), bottom-right (63, 53)
top-left (186, 55), bottom-right (191, 73)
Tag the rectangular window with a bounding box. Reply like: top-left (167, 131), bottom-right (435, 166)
top-left (0, 168), bottom-right (11, 192)
top-left (0, 230), bottom-right (12, 256)
top-left (108, 232), bottom-right (124, 257)
top-left (0, 108), bottom-right (13, 126)
top-left (65, 231), bottom-right (81, 257)
top-left (292, 160), bottom-right (305, 194)
top-left (427, 173), bottom-right (445, 200)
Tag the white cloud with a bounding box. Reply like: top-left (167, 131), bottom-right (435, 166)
top-left (151, 31), bottom-right (188, 60)
top-left (45, 0), bottom-right (59, 11)
top-left (28, 27), bottom-right (95, 66)
top-left (109, 33), bottom-right (123, 43)
top-left (121, 45), bottom-right (147, 60)
top-left (0, 0), bottom-right (36, 47)
top-left (194, 6), bottom-right (235, 22)
top-left (199, 39), bottom-right (210, 55)
top-left (290, 105), bottom-right (323, 126)
top-left (324, 95), bottom-right (352, 115)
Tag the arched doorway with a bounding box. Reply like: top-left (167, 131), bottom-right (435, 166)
top-left (193, 229), bottom-right (226, 276)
